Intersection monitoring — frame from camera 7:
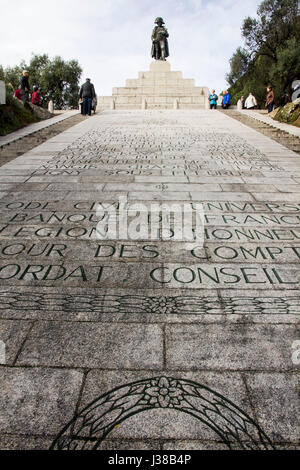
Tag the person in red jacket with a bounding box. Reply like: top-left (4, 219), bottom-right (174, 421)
top-left (31, 86), bottom-right (41, 106)
top-left (14, 88), bottom-right (22, 101)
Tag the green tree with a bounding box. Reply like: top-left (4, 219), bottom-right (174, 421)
top-left (0, 54), bottom-right (82, 109)
top-left (227, 0), bottom-right (300, 106)
top-left (269, 37), bottom-right (300, 101)
top-left (4, 64), bottom-right (23, 89)
top-left (226, 48), bottom-right (250, 86)
top-left (242, 0), bottom-right (299, 62)
top-left (28, 54), bottom-right (50, 89)
top-left (38, 56), bottom-right (82, 109)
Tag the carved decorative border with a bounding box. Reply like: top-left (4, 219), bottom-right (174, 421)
top-left (0, 292), bottom-right (299, 315)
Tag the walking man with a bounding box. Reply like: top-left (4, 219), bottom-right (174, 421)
top-left (20, 70), bottom-right (30, 103)
top-left (79, 78), bottom-right (96, 116)
top-left (209, 89), bottom-right (218, 109)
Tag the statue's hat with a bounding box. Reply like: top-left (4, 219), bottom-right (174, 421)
top-left (155, 17), bottom-right (165, 24)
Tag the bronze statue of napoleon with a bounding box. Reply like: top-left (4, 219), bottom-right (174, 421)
top-left (151, 17), bottom-right (169, 61)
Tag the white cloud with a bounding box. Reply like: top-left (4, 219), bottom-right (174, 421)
top-left (0, 0), bottom-right (261, 95)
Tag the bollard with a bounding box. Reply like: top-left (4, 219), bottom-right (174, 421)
top-left (48, 100), bottom-right (54, 113)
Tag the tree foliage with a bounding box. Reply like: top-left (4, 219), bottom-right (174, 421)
top-left (226, 48), bottom-right (250, 86)
top-left (4, 65), bottom-right (24, 91)
top-left (0, 65), bottom-right (5, 81)
top-left (1, 54), bottom-right (82, 109)
top-left (227, 0), bottom-right (300, 106)
top-left (242, 0), bottom-right (299, 61)
top-left (269, 37), bottom-right (300, 100)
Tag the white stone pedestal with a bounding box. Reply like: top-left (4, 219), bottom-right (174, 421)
top-left (98, 61), bottom-right (209, 110)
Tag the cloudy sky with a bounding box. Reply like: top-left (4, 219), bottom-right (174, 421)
top-left (0, 0), bottom-right (261, 95)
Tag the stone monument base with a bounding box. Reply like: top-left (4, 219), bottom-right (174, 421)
top-left (97, 61), bottom-right (209, 110)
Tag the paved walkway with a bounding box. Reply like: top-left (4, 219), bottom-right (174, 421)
top-left (0, 110), bottom-right (299, 450)
top-left (0, 110), bottom-right (79, 148)
top-left (237, 109), bottom-right (300, 137)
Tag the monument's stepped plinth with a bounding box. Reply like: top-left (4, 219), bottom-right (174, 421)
top-left (97, 61), bottom-right (209, 110)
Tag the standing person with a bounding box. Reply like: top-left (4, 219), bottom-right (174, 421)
top-left (20, 70), bottom-right (30, 103)
top-left (209, 89), bottom-right (218, 110)
top-left (245, 92), bottom-right (257, 110)
top-left (266, 86), bottom-right (274, 113)
top-left (31, 86), bottom-right (41, 106)
top-left (237, 95), bottom-right (245, 110)
top-left (79, 78), bottom-right (96, 116)
top-left (222, 90), bottom-right (231, 109)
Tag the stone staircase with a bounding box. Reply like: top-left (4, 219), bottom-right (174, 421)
top-left (97, 61), bottom-right (209, 110)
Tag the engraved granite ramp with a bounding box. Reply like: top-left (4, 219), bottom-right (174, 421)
top-left (0, 110), bottom-right (299, 450)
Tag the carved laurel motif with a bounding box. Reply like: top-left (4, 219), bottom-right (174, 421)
top-left (50, 377), bottom-right (275, 450)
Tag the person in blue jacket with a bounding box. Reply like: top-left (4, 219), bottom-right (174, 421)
top-left (209, 89), bottom-right (218, 109)
top-left (222, 90), bottom-right (231, 109)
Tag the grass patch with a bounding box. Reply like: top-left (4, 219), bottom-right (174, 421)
top-left (0, 94), bottom-right (39, 136)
